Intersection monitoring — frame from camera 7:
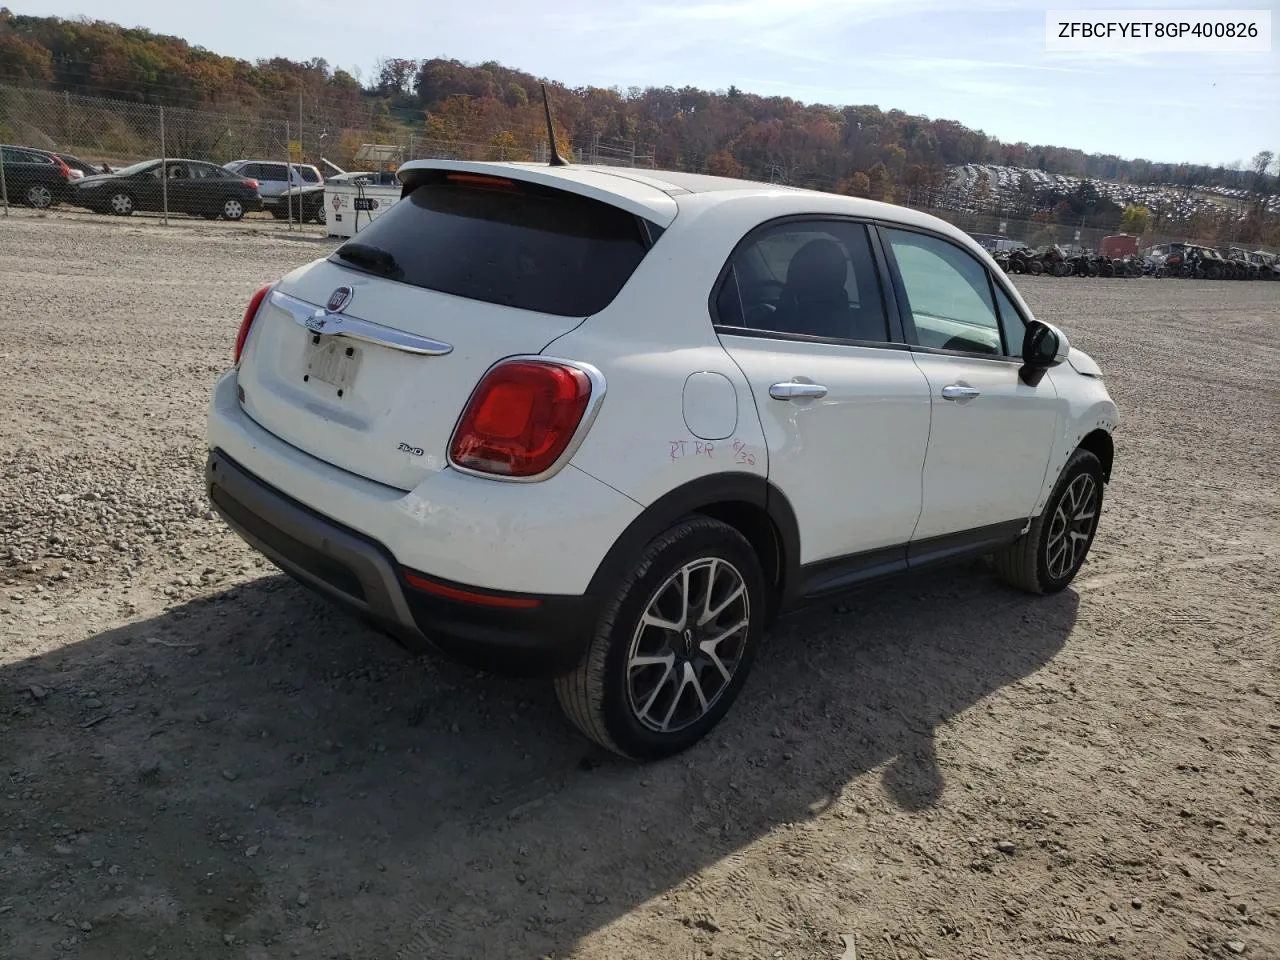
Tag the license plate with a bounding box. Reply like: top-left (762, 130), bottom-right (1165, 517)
top-left (303, 335), bottom-right (362, 393)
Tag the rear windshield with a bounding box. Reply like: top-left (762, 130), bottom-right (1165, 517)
top-left (328, 174), bottom-right (651, 316)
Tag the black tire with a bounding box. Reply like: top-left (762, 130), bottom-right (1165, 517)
top-left (1029, 260), bottom-right (1044, 276)
top-left (555, 516), bottom-right (767, 760)
top-left (992, 448), bottom-right (1104, 595)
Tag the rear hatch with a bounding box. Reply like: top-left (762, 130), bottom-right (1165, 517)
top-left (236, 167), bottom-right (663, 491)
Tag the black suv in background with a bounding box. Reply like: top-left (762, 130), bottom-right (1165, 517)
top-left (1, 144), bottom-right (76, 208)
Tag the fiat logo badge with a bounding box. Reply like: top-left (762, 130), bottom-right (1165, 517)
top-left (326, 285), bottom-right (353, 314)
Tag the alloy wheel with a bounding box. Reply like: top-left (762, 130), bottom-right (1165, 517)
top-left (1045, 473), bottom-right (1099, 581)
top-left (110, 193), bottom-right (133, 215)
top-left (625, 557), bottom-right (750, 734)
top-left (27, 184), bottom-right (53, 208)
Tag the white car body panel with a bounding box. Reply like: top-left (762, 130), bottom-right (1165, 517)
top-left (237, 260), bottom-right (585, 492)
top-left (720, 335), bottom-right (932, 562)
top-left (907, 353), bottom-right (1062, 540)
top-left (209, 372), bottom-right (642, 594)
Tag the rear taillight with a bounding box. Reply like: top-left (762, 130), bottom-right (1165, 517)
top-left (244, 178), bottom-right (259, 190)
top-left (449, 359), bottom-right (594, 478)
top-left (54, 157), bottom-right (72, 180)
top-left (234, 284), bottom-right (272, 366)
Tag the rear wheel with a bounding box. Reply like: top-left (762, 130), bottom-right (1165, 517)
top-left (555, 516), bottom-right (766, 760)
top-left (109, 192), bottom-right (134, 216)
top-left (1029, 260), bottom-right (1044, 275)
top-left (25, 184), bottom-right (54, 208)
top-left (222, 197), bottom-right (245, 221)
top-left (992, 449), bottom-right (1104, 595)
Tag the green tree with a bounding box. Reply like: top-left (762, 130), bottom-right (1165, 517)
top-left (1119, 204), bottom-right (1150, 235)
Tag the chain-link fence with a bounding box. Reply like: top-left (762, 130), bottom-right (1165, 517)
top-left (1, 80), bottom-right (1272, 253)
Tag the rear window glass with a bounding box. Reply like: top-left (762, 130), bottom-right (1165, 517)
top-left (328, 175), bottom-right (651, 316)
top-left (299, 166), bottom-right (321, 183)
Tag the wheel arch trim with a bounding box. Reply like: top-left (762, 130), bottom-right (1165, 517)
top-left (585, 472), bottom-right (801, 619)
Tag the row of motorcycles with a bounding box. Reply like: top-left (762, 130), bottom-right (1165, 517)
top-left (991, 244), bottom-right (1279, 280)
top-left (993, 246), bottom-right (1145, 278)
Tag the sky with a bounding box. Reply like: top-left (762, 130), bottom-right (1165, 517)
top-left (14, 0), bottom-right (1280, 166)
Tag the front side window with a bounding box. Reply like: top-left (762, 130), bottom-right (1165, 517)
top-left (714, 220), bottom-right (890, 343)
top-left (884, 228), bottom-right (1001, 356)
top-left (991, 282), bottom-right (1027, 357)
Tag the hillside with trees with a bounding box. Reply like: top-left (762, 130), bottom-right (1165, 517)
top-left (1, 8), bottom-right (1275, 243)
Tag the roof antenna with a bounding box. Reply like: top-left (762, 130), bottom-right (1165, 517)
top-left (541, 83), bottom-right (568, 167)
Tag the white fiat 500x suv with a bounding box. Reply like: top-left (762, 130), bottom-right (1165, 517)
top-left (206, 160), bottom-right (1118, 759)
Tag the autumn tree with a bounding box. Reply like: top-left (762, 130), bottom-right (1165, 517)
top-left (1119, 204), bottom-right (1150, 235)
top-left (842, 172), bottom-right (871, 197)
top-left (707, 150), bottom-right (744, 178)
top-left (867, 162), bottom-right (892, 202)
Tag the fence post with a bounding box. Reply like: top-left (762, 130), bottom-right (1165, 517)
top-left (64, 90), bottom-right (72, 153)
top-left (159, 106), bottom-right (169, 226)
top-left (0, 146), bottom-right (8, 216)
top-left (285, 120), bottom-right (293, 230)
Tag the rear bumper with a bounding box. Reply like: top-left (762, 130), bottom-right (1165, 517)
top-left (207, 449), bottom-right (600, 676)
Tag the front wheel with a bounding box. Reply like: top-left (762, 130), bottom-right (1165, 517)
top-left (109, 192), bottom-right (134, 216)
top-left (992, 449), bottom-right (1104, 594)
top-left (222, 197), bottom-right (245, 221)
top-left (555, 516), bottom-right (766, 760)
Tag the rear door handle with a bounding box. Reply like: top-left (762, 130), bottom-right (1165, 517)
top-left (941, 384), bottom-right (981, 402)
top-left (769, 381), bottom-right (828, 401)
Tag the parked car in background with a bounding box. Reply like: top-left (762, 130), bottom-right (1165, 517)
top-left (0, 144), bottom-right (76, 208)
top-left (1250, 250), bottom-right (1280, 280)
top-left (208, 160), bottom-right (1118, 759)
top-left (224, 160), bottom-right (322, 217)
top-left (73, 158), bottom-right (263, 219)
top-left (55, 153), bottom-right (101, 179)
top-left (275, 183), bottom-right (327, 224)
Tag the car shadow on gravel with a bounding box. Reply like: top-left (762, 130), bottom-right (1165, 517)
top-left (1, 561), bottom-right (1076, 959)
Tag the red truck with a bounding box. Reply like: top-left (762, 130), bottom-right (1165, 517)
top-left (1101, 234), bottom-right (1139, 258)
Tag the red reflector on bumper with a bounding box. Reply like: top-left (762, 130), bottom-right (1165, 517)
top-left (403, 570), bottom-right (541, 609)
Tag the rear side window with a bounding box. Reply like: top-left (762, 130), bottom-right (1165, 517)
top-left (260, 163), bottom-right (289, 181)
top-left (298, 166), bottom-right (321, 183)
top-left (714, 220), bottom-right (889, 343)
top-left (329, 174), bottom-right (651, 317)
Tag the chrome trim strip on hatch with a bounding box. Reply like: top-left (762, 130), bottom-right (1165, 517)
top-left (270, 290), bottom-right (454, 356)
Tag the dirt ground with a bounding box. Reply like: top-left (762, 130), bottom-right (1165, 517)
top-left (1, 211), bottom-right (1276, 960)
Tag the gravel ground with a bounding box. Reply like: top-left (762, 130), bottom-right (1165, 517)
top-left (1, 214), bottom-right (1277, 960)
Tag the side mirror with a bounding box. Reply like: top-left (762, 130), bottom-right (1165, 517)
top-left (1020, 320), bottom-right (1070, 386)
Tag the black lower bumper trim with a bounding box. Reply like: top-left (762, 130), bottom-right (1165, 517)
top-left (206, 449), bottom-right (598, 677)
